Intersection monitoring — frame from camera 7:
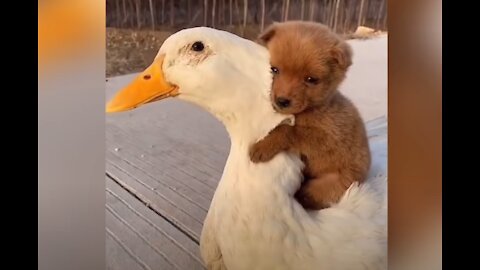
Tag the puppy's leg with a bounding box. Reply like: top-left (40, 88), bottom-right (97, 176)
top-left (249, 124), bottom-right (294, 163)
top-left (295, 172), bottom-right (352, 210)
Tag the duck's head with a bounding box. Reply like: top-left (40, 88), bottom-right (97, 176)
top-left (107, 27), bottom-right (293, 142)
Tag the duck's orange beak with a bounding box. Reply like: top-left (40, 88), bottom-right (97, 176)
top-left (106, 55), bottom-right (179, 113)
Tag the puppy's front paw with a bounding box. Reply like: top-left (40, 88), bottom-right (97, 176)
top-left (249, 141), bottom-right (277, 163)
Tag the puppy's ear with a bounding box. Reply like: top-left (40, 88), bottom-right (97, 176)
top-left (331, 41), bottom-right (353, 69)
top-left (257, 23), bottom-right (278, 45)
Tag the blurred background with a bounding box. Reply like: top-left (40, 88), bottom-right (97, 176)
top-left (106, 0), bottom-right (387, 76)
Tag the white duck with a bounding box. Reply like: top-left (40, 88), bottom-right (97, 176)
top-left (106, 27), bottom-right (387, 270)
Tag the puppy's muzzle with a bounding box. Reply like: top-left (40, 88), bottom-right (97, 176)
top-left (275, 97), bottom-right (291, 108)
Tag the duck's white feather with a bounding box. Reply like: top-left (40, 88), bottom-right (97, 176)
top-left (159, 27), bottom-right (387, 270)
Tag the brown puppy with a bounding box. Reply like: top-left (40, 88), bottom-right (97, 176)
top-left (250, 21), bottom-right (371, 210)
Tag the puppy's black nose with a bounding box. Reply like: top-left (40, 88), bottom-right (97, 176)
top-left (275, 97), bottom-right (291, 108)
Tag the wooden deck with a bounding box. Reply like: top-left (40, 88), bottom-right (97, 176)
top-left (105, 74), bottom-right (387, 270)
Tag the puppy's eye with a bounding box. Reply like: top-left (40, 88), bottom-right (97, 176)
top-left (191, 41), bottom-right (205, 52)
top-left (271, 66), bottom-right (279, 74)
top-left (305, 76), bottom-right (319, 85)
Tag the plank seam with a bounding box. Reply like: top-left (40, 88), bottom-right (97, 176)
top-left (106, 205), bottom-right (180, 269)
top-left (106, 173), bottom-right (201, 245)
top-left (107, 160), bottom-right (206, 225)
top-left (106, 187), bottom-right (204, 265)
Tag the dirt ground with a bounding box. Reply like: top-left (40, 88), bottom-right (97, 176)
top-left (106, 26), bottom-right (264, 77)
top-left (107, 28), bottom-right (171, 77)
top-left (106, 26), bottom-right (384, 77)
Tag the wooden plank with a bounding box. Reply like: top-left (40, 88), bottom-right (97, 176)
top-left (106, 176), bottom-right (205, 269)
top-left (106, 136), bottom-right (213, 211)
top-left (106, 160), bottom-right (204, 241)
top-left (105, 98), bottom-right (230, 172)
top-left (106, 176), bottom-right (203, 256)
top-left (106, 148), bottom-right (212, 212)
top-left (365, 116), bottom-right (387, 131)
top-left (106, 229), bottom-right (148, 270)
top-left (107, 122), bottom-right (226, 185)
top-left (365, 116), bottom-right (388, 139)
top-left (106, 208), bottom-right (177, 270)
top-left (106, 125), bottom-right (217, 199)
top-left (106, 141), bottom-right (210, 222)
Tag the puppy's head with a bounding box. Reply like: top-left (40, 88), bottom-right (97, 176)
top-left (258, 21), bottom-right (352, 114)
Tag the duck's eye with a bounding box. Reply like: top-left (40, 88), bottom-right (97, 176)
top-left (305, 76), bottom-right (319, 85)
top-left (271, 66), bottom-right (279, 74)
top-left (192, 41), bottom-right (205, 52)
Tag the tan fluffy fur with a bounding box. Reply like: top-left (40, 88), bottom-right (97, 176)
top-left (250, 21), bottom-right (371, 210)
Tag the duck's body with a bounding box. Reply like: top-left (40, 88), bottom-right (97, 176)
top-left (107, 27), bottom-right (387, 270)
top-left (200, 80), bottom-right (386, 270)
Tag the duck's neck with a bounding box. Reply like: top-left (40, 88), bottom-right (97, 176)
top-left (180, 87), bottom-right (292, 147)
top-left (179, 83), bottom-right (303, 201)
top-left (225, 102), bottom-right (292, 147)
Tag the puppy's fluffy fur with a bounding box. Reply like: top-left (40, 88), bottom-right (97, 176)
top-left (250, 21), bottom-right (371, 210)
